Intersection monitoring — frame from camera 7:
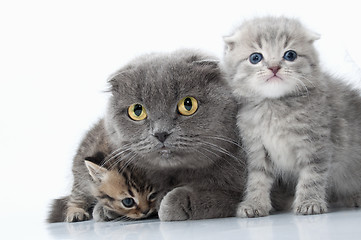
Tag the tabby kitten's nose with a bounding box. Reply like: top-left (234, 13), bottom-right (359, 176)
top-left (154, 132), bottom-right (170, 143)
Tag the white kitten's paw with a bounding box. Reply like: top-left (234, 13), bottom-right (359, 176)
top-left (66, 207), bottom-right (90, 222)
top-left (294, 200), bottom-right (327, 215)
top-left (158, 187), bottom-right (192, 221)
top-left (237, 201), bottom-right (271, 218)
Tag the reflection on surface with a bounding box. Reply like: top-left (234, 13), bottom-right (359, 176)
top-left (47, 209), bottom-right (361, 240)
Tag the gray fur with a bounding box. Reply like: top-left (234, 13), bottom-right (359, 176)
top-left (49, 49), bottom-right (246, 222)
top-left (106, 49), bottom-right (245, 220)
top-left (47, 120), bottom-right (113, 223)
top-left (223, 17), bottom-right (361, 217)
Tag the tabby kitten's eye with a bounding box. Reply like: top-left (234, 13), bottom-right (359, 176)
top-left (148, 192), bottom-right (157, 201)
top-left (283, 50), bottom-right (297, 61)
top-left (249, 52), bottom-right (263, 64)
top-left (177, 97), bottom-right (198, 116)
top-left (122, 198), bottom-right (135, 208)
top-left (128, 104), bottom-right (147, 121)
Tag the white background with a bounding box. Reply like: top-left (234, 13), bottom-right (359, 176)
top-left (1, 0), bottom-right (361, 239)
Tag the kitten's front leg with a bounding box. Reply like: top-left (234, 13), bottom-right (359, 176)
top-left (93, 202), bottom-right (120, 221)
top-left (237, 148), bottom-right (274, 218)
top-left (65, 192), bottom-right (93, 222)
top-left (293, 162), bottom-right (328, 215)
top-left (66, 199), bottom-right (91, 222)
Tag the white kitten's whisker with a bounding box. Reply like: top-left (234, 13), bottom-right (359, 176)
top-left (287, 75), bottom-right (310, 97)
top-left (299, 75), bottom-right (316, 89)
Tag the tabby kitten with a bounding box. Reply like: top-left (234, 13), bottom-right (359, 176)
top-left (49, 49), bottom-right (245, 222)
top-left (48, 146), bottom-right (157, 222)
top-left (223, 17), bottom-right (361, 217)
top-left (85, 160), bottom-right (157, 221)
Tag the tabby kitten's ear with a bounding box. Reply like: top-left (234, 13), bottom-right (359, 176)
top-left (84, 160), bottom-right (108, 183)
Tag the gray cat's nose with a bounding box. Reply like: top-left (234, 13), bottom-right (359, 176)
top-left (154, 132), bottom-right (170, 143)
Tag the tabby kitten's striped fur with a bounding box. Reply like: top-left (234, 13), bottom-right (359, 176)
top-left (47, 124), bottom-right (158, 222)
top-left (84, 160), bottom-right (157, 221)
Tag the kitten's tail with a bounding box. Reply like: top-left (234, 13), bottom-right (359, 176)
top-left (47, 196), bottom-right (69, 223)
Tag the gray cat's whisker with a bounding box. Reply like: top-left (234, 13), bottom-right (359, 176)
top-left (194, 148), bottom-right (218, 164)
top-left (198, 140), bottom-right (241, 162)
top-left (102, 143), bottom-right (133, 163)
top-left (106, 143), bottom-right (132, 157)
top-left (197, 146), bottom-right (234, 169)
top-left (195, 148), bottom-right (232, 171)
top-left (108, 151), bottom-right (136, 170)
top-left (102, 148), bottom-right (132, 167)
top-left (117, 153), bottom-right (138, 172)
top-left (201, 135), bottom-right (243, 149)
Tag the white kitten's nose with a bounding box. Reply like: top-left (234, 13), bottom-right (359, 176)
top-left (269, 66), bottom-right (280, 74)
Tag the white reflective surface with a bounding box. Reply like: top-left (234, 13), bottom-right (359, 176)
top-left (40, 209), bottom-right (361, 240)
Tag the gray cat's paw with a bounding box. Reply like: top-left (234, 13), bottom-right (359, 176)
top-left (237, 201), bottom-right (271, 218)
top-left (294, 200), bottom-right (327, 215)
top-left (66, 207), bottom-right (90, 222)
top-left (158, 187), bottom-right (192, 221)
top-left (93, 203), bottom-right (119, 222)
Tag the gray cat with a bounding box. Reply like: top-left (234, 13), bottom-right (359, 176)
top-left (223, 16), bottom-right (361, 217)
top-left (49, 49), bottom-right (246, 222)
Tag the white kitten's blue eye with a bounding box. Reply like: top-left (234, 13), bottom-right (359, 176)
top-left (249, 53), bottom-right (263, 64)
top-left (283, 50), bottom-right (297, 61)
top-left (122, 198), bottom-right (135, 208)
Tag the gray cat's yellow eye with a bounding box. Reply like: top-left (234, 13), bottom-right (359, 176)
top-left (177, 97), bottom-right (198, 116)
top-left (128, 104), bottom-right (147, 121)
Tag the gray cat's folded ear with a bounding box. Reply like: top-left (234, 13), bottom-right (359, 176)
top-left (191, 58), bottom-right (222, 82)
top-left (106, 70), bottom-right (131, 93)
top-left (84, 160), bottom-right (108, 183)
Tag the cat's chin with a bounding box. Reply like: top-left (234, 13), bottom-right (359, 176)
top-left (256, 80), bottom-right (297, 99)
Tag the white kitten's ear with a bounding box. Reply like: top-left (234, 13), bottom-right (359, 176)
top-left (223, 35), bottom-right (236, 52)
top-left (84, 160), bottom-right (108, 182)
top-left (306, 30), bottom-right (321, 43)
